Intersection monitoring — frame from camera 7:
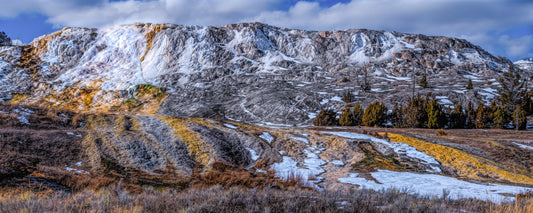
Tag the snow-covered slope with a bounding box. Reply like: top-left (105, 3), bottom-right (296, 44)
top-left (0, 22), bottom-right (518, 124)
top-left (515, 58), bottom-right (533, 71)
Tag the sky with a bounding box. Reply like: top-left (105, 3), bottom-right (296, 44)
top-left (0, 0), bottom-right (531, 61)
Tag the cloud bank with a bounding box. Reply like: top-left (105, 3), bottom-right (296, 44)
top-left (1, 0), bottom-right (532, 60)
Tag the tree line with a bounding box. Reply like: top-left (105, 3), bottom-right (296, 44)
top-left (314, 66), bottom-right (533, 130)
top-left (0, 31), bottom-right (11, 46)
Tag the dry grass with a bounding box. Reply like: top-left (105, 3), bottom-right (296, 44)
top-left (7, 93), bottom-right (29, 105)
top-left (2, 183), bottom-right (529, 213)
top-left (387, 133), bottom-right (533, 185)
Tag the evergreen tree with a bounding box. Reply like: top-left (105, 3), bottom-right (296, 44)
top-left (426, 99), bottom-right (446, 129)
top-left (522, 91), bottom-right (533, 116)
top-left (404, 95), bottom-right (428, 128)
top-left (362, 101), bottom-right (387, 127)
top-left (339, 108), bottom-right (355, 126)
top-left (492, 106), bottom-right (507, 129)
top-left (0, 31), bottom-right (10, 46)
top-left (466, 79), bottom-right (473, 89)
top-left (465, 101), bottom-right (476, 129)
top-left (419, 75), bottom-right (428, 88)
top-left (513, 106), bottom-right (527, 130)
top-left (341, 90), bottom-right (354, 103)
top-left (486, 101), bottom-right (498, 128)
top-left (313, 109), bottom-right (338, 126)
top-left (352, 102), bottom-right (364, 126)
top-left (498, 65), bottom-right (527, 118)
top-left (449, 103), bottom-right (466, 129)
top-left (474, 104), bottom-right (490, 129)
top-left (391, 103), bottom-right (404, 128)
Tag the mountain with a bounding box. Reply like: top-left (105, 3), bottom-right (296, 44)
top-left (1, 23), bottom-right (533, 205)
top-left (0, 22), bottom-right (519, 125)
top-left (515, 57), bottom-right (533, 72)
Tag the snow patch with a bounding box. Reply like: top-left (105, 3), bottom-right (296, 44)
top-left (259, 132), bottom-right (274, 143)
top-left (270, 150), bottom-right (326, 188)
top-left (246, 148), bottom-right (260, 161)
top-left (303, 149), bottom-right (326, 176)
top-left (13, 108), bottom-right (34, 125)
top-left (331, 160), bottom-right (345, 166)
top-left (435, 96), bottom-right (453, 106)
top-left (513, 142), bottom-right (533, 151)
top-left (330, 96), bottom-right (342, 102)
top-left (223, 123), bottom-right (238, 129)
top-left (308, 112), bottom-right (317, 119)
top-left (385, 75), bottom-right (411, 81)
top-left (478, 92), bottom-right (495, 99)
top-left (291, 136), bottom-right (309, 144)
top-left (339, 170), bottom-right (532, 203)
top-left (65, 167), bottom-right (90, 175)
top-left (482, 87), bottom-right (497, 94)
top-left (66, 132), bottom-right (83, 137)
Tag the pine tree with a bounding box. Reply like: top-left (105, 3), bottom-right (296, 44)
top-left (449, 103), bottom-right (466, 129)
top-left (391, 103), bottom-right (404, 127)
top-left (352, 102), bottom-right (364, 126)
top-left (513, 106), bottom-right (527, 130)
top-left (360, 69), bottom-right (371, 92)
top-left (522, 91), bottom-right (533, 116)
top-left (313, 109), bottom-right (338, 126)
top-left (404, 95), bottom-right (428, 128)
top-left (419, 75), bottom-right (428, 88)
top-left (466, 79), bottom-right (473, 89)
top-left (362, 101), bottom-right (387, 127)
top-left (339, 108), bottom-right (355, 126)
top-left (486, 101), bottom-right (498, 128)
top-left (498, 65), bottom-right (527, 119)
top-left (474, 104), bottom-right (490, 129)
top-left (0, 31), bottom-right (11, 46)
top-left (492, 106), bottom-right (507, 129)
top-left (426, 99), bottom-right (446, 129)
top-left (341, 90), bottom-right (354, 103)
top-left (465, 101), bottom-right (476, 129)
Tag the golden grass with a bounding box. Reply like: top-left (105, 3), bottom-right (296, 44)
top-left (29, 82), bottom-right (168, 114)
top-left (8, 93), bottom-right (29, 105)
top-left (38, 86), bottom-right (101, 111)
top-left (387, 133), bottom-right (533, 185)
top-left (157, 116), bottom-right (215, 166)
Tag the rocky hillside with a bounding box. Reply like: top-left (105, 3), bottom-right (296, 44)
top-left (515, 58), bottom-right (533, 72)
top-left (1, 104), bottom-right (532, 203)
top-left (0, 22), bottom-right (521, 125)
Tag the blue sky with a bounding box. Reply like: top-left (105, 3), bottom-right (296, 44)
top-left (0, 0), bottom-right (532, 61)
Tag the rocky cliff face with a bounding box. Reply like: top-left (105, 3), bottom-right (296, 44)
top-left (0, 22), bottom-right (520, 125)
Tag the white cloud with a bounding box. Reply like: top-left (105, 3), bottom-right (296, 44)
top-left (498, 35), bottom-right (532, 58)
top-left (12, 0), bottom-right (279, 28)
top-left (0, 0), bottom-right (105, 17)
top-left (255, 0), bottom-right (532, 36)
top-left (2, 0), bottom-right (531, 35)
